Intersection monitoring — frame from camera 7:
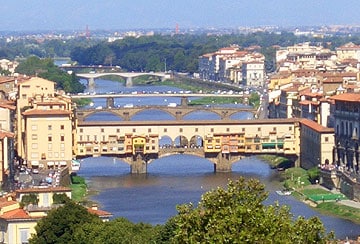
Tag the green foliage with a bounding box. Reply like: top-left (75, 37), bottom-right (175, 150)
top-left (15, 56), bottom-right (85, 93)
top-left (72, 217), bottom-right (158, 244)
top-left (20, 194), bottom-right (39, 207)
top-left (70, 175), bottom-right (87, 202)
top-left (72, 98), bottom-right (92, 108)
top-left (171, 177), bottom-right (334, 243)
top-left (53, 193), bottom-right (71, 204)
top-left (248, 92), bottom-right (260, 108)
top-left (29, 201), bottom-right (101, 244)
top-left (307, 167), bottom-right (320, 183)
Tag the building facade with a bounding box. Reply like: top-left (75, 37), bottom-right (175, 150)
top-left (332, 93), bottom-right (360, 173)
top-left (300, 119), bottom-right (334, 169)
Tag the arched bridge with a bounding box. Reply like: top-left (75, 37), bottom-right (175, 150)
top-left (75, 105), bottom-right (256, 121)
top-left (75, 119), bottom-right (301, 173)
top-left (76, 72), bottom-right (169, 87)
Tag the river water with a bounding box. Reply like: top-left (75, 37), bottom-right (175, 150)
top-left (77, 78), bottom-right (360, 239)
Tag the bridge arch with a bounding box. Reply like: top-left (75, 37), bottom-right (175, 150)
top-left (81, 111), bottom-right (124, 121)
top-left (182, 110), bottom-right (222, 120)
top-left (130, 109), bottom-right (176, 121)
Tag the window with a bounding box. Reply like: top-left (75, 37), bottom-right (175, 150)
top-left (195, 128), bottom-right (198, 132)
top-left (61, 135), bottom-right (65, 142)
top-left (226, 128), bottom-right (230, 132)
top-left (117, 129), bottom-right (120, 133)
top-left (325, 137), bottom-right (329, 142)
top-left (164, 128), bottom-right (167, 132)
top-left (101, 128), bottom-right (104, 133)
top-left (60, 125), bottom-right (64, 130)
top-left (31, 152), bottom-right (38, 159)
top-left (179, 128), bottom-right (183, 133)
top-left (31, 134), bottom-right (38, 140)
top-left (133, 128), bottom-right (136, 133)
top-left (31, 143), bottom-right (38, 149)
top-left (54, 152), bottom-right (59, 158)
top-left (80, 128), bottom-right (83, 133)
top-left (148, 128), bottom-right (152, 133)
top-left (242, 128), bottom-right (245, 132)
top-left (258, 127), bottom-right (261, 132)
top-left (48, 125), bottom-right (52, 130)
top-left (31, 125), bottom-right (37, 131)
top-left (19, 228), bottom-right (30, 244)
top-left (48, 143), bottom-right (52, 150)
top-left (48, 135), bottom-right (52, 142)
top-left (211, 128), bottom-right (214, 132)
top-left (60, 143), bottom-right (65, 151)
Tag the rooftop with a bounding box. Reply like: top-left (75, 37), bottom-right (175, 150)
top-left (331, 93), bottom-right (360, 102)
top-left (300, 119), bottom-right (334, 133)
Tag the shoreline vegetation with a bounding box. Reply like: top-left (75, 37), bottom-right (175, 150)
top-left (71, 154), bottom-right (360, 226)
top-left (259, 155), bottom-right (360, 225)
top-left (75, 75), bottom-right (260, 108)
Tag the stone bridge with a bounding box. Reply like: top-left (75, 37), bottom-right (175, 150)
top-left (75, 105), bottom-right (256, 121)
top-left (76, 72), bottom-right (168, 87)
top-left (75, 119), bottom-right (301, 173)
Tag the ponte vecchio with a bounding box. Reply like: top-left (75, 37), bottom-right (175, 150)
top-left (75, 118), bottom-right (300, 173)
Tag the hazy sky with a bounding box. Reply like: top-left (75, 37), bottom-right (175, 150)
top-left (2, 0), bottom-right (360, 31)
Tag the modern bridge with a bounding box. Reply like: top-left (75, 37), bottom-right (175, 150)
top-left (76, 72), bottom-right (169, 87)
top-left (75, 118), bottom-right (300, 173)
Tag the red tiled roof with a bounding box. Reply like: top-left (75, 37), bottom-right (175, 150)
top-left (0, 103), bottom-right (16, 110)
top-left (300, 119), bottom-right (334, 133)
top-left (330, 93), bottom-right (360, 102)
top-left (0, 208), bottom-right (41, 221)
top-left (22, 109), bottom-right (72, 116)
top-left (0, 130), bottom-right (14, 139)
top-left (87, 207), bottom-right (112, 218)
top-left (299, 100), bottom-right (319, 106)
top-left (0, 198), bottom-right (18, 208)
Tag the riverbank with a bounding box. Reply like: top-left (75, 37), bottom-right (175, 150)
top-left (259, 155), bottom-right (360, 225)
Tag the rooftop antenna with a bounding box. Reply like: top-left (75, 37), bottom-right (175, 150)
top-left (175, 23), bottom-right (179, 34)
top-left (86, 25), bottom-right (91, 39)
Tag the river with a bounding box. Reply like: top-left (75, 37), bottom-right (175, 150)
top-left (77, 78), bottom-right (360, 239)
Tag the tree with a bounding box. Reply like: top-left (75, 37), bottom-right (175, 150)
top-left (29, 201), bottom-right (101, 244)
top-left (15, 56), bottom-right (85, 93)
top-left (171, 177), bottom-right (334, 243)
top-left (72, 217), bottom-right (159, 244)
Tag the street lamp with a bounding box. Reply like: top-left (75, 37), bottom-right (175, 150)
top-left (164, 58), bottom-right (167, 73)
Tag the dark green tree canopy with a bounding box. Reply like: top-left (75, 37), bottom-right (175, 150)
top-left (29, 201), bottom-right (101, 244)
top-left (15, 56), bottom-right (85, 93)
top-left (170, 177), bottom-right (334, 243)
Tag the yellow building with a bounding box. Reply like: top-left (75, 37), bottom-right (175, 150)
top-left (300, 119), bottom-right (334, 169)
top-left (15, 77), bottom-right (74, 169)
top-left (0, 187), bottom-right (111, 243)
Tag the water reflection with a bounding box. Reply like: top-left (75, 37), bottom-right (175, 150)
top-left (78, 155), bottom-right (360, 239)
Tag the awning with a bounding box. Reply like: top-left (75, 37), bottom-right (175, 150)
top-left (262, 143), bottom-right (276, 147)
top-left (47, 161), bottom-right (54, 166)
top-left (60, 161), bottom-right (67, 166)
top-left (31, 161), bottom-right (39, 166)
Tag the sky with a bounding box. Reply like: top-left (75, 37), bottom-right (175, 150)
top-left (2, 0), bottom-right (360, 31)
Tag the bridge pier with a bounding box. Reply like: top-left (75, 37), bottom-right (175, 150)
top-left (214, 153), bottom-right (232, 172)
top-left (88, 77), bottom-right (95, 88)
top-left (130, 154), bottom-right (147, 174)
top-left (126, 77), bottom-right (133, 87)
top-left (180, 97), bottom-right (188, 106)
top-left (106, 97), bottom-right (115, 108)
